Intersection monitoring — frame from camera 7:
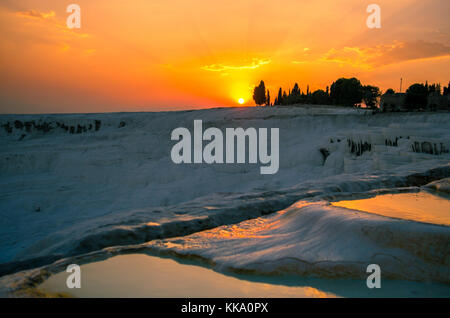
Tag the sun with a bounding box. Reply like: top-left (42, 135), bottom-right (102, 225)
top-left (238, 98), bottom-right (245, 105)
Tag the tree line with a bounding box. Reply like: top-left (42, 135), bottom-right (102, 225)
top-left (399, 82), bottom-right (448, 110)
top-left (253, 78), bottom-right (450, 109)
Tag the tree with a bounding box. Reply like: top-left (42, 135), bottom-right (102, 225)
top-left (384, 88), bottom-right (395, 95)
top-left (266, 90), bottom-right (271, 106)
top-left (253, 80), bottom-right (266, 106)
top-left (363, 85), bottom-right (381, 109)
top-left (405, 83), bottom-right (428, 110)
top-left (444, 82), bottom-right (450, 96)
top-left (330, 77), bottom-right (364, 106)
top-left (292, 83), bottom-right (300, 96)
top-left (282, 91), bottom-right (288, 105)
top-left (276, 87), bottom-right (283, 105)
top-left (311, 89), bottom-right (329, 105)
top-left (427, 82), bottom-right (441, 95)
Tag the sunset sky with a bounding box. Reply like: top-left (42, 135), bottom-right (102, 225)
top-left (1, 0), bottom-right (449, 113)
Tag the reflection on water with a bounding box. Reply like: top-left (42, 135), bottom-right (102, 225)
top-left (38, 254), bottom-right (450, 298)
top-left (331, 191), bottom-right (450, 226)
top-left (39, 254), bottom-right (335, 298)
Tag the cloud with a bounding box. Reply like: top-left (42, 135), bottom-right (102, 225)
top-left (6, 7), bottom-right (91, 49)
top-left (202, 58), bottom-right (271, 72)
top-left (321, 41), bottom-right (450, 68)
top-left (373, 41), bottom-right (450, 65)
top-left (291, 60), bottom-right (308, 65)
top-left (323, 46), bottom-right (370, 68)
top-left (16, 9), bottom-right (55, 20)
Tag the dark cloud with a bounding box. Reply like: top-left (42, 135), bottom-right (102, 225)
top-left (323, 40), bottom-right (450, 68)
top-left (378, 41), bottom-right (450, 64)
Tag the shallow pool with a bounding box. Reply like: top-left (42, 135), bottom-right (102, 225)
top-left (331, 191), bottom-right (450, 226)
top-left (39, 254), bottom-right (336, 297)
top-left (38, 253), bottom-right (450, 298)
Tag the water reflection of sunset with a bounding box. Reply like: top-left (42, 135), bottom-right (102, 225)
top-left (332, 192), bottom-right (450, 226)
top-left (39, 254), bottom-right (337, 297)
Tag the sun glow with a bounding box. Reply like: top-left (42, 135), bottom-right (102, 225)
top-left (238, 98), bottom-right (245, 104)
top-left (2, 0), bottom-right (448, 113)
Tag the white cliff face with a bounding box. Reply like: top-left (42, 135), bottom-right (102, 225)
top-left (0, 106), bottom-right (449, 276)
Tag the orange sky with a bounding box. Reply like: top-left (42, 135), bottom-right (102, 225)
top-left (0, 0), bottom-right (449, 113)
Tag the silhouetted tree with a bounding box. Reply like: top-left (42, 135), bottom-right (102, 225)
top-left (330, 77), bottom-right (364, 106)
top-left (363, 85), bottom-right (381, 109)
top-left (311, 89), bottom-right (329, 105)
top-left (282, 91), bottom-right (288, 105)
top-left (255, 77), bottom-right (439, 109)
top-left (277, 87), bottom-right (283, 105)
top-left (253, 80), bottom-right (266, 106)
top-left (427, 82), bottom-right (441, 95)
top-left (405, 83), bottom-right (428, 110)
top-left (292, 83), bottom-right (300, 96)
top-left (443, 82), bottom-right (450, 96)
